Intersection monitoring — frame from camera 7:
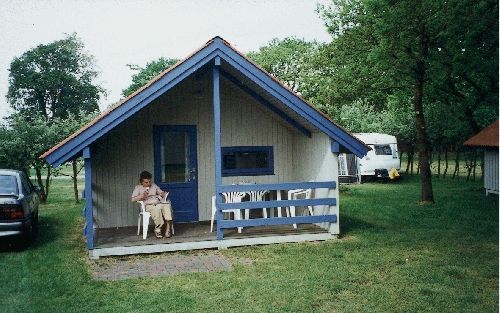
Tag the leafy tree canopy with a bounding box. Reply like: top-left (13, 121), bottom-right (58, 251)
top-left (317, 0), bottom-right (498, 133)
top-left (7, 33), bottom-right (103, 119)
top-left (247, 38), bottom-right (334, 112)
top-left (122, 57), bottom-right (179, 97)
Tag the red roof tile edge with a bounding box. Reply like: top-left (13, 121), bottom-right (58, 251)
top-left (464, 120), bottom-right (499, 148)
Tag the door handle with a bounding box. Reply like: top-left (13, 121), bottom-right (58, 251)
top-left (188, 168), bottom-right (197, 181)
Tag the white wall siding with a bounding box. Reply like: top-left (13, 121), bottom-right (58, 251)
top-left (292, 132), bottom-right (339, 234)
top-left (484, 150), bottom-right (499, 194)
top-left (220, 78), bottom-right (295, 186)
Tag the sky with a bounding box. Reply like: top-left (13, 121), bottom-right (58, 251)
top-left (0, 0), bottom-right (332, 119)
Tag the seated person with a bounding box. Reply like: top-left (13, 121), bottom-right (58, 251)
top-left (131, 171), bottom-right (173, 238)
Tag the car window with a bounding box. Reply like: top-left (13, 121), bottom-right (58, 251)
top-left (28, 178), bottom-right (36, 193)
top-left (20, 174), bottom-right (32, 195)
top-left (0, 175), bottom-right (19, 195)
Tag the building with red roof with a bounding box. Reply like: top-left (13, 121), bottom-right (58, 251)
top-left (464, 120), bottom-right (499, 195)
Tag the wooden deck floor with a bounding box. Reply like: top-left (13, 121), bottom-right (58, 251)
top-left (95, 222), bottom-right (328, 249)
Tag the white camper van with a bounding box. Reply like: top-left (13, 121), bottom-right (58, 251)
top-left (339, 133), bottom-right (400, 183)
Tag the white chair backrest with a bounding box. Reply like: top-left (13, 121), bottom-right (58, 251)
top-left (249, 190), bottom-right (268, 201)
top-left (289, 188), bottom-right (312, 199)
top-left (222, 191), bottom-right (247, 203)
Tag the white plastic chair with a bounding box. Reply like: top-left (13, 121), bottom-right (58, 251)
top-left (210, 191), bottom-right (247, 233)
top-left (287, 188), bottom-right (313, 229)
top-left (137, 193), bottom-right (174, 239)
top-left (245, 190), bottom-right (269, 219)
top-left (137, 200), bottom-right (152, 239)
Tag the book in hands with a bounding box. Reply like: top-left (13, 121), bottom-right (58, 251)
top-left (161, 192), bottom-right (170, 203)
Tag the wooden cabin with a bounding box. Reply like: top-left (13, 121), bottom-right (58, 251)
top-left (464, 120), bottom-right (499, 195)
top-left (41, 37), bottom-right (369, 259)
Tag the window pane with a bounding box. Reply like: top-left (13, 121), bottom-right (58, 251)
top-left (374, 145), bottom-right (392, 155)
top-left (222, 147), bottom-right (273, 176)
top-left (223, 151), bottom-right (268, 170)
top-left (392, 144), bottom-right (398, 158)
top-left (223, 153), bottom-right (236, 170)
top-left (0, 175), bottom-right (18, 195)
top-left (160, 131), bottom-right (190, 183)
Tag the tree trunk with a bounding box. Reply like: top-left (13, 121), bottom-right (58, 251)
top-left (409, 149), bottom-right (415, 175)
top-left (404, 151), bottom-right (408, 174)
top-left (472, 150), bottom-right (477, 181)
top-left (452, 151), bottom-right (460, 179)
top-left (44, 166), bottom-right (51, 201)
top-left (413, 21), bottom-right (433, 203)
top-left (430, 151), bottom-right (434, 174)
top-left (480, 151), bottom-right (484, 182)
top-left (35, 167), bottom-right (47, 203)
top-left (464, 150), bottom-right (472, 181)
top-left (437, 149), bottom-right (441, 177)
top-left (466, 158), bottom-right (472, 181)
top-left (405, 151), bottom-right (409, 174)
top-left (411, 155), bottom-right (414, 175)
top-left (72, 160), bottom-right (79, 203)
top-left (442, 147), bottom-right (449, 178)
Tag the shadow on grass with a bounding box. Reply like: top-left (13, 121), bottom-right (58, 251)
top-left (340, 215), bottom-right (378, 236)
top-left (0, 215), bottom-right (61, 253)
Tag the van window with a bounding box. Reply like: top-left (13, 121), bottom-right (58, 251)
top-left (374, 145), bottom-right (392, 155)
top-left (392, 144), bottom-right (398, 158)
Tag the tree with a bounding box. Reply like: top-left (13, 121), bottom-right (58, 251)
top-left (7, 33), bottom-right (102, 119)
top-left (318, 0), bottom-right (498, 203)
top-left (6, 33), bottom-right (103, 202)
top-left (122, 57), bottom-right (179, 97)
top-left (248, 38), bottom-right (353, 116)
top-left (427, 0), bottom-right (498, 133)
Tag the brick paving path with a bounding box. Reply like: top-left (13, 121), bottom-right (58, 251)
top-left (93, 253), bottom-right (235, 280)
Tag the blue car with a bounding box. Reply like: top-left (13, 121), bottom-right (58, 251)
top-left (0, 169), bottom-right (39, 241)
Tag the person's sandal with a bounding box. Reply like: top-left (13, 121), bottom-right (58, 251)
top-left (155, 231), bottom-right (163, 239)
top-left (165, 228), bottom-right (172, 238)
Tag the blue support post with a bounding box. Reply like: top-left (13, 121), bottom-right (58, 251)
top-left (213, 57), bottom-right (223, 240)
top-left (331, 140), bottom-right (340, 153)
top-left (83, 146), bottom-right (93, 250)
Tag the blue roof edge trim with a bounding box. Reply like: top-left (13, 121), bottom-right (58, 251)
top-left (43, 36), bottom-right (368, 166)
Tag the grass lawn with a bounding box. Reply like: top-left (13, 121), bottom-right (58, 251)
top-left (0, 176), bottom-right (497, 313)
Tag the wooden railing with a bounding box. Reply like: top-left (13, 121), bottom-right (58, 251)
top-left (215, 181), bottom-right (337, 240)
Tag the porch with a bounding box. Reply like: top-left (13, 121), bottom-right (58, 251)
top-left (91, 222), bottom-right (335, 259)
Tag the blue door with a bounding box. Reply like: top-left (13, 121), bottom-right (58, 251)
top-left (154, 125), bottom-right (198, 222)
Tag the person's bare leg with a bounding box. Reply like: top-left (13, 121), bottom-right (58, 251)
top-left (165, 220), bottom-right (172, 237)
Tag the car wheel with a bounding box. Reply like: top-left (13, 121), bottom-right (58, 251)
top-left (22, 213), bottom-right (38, 245)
